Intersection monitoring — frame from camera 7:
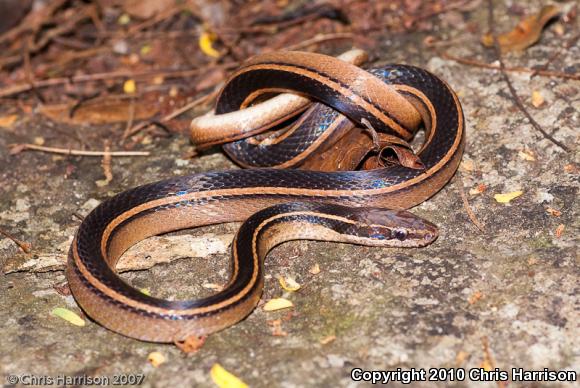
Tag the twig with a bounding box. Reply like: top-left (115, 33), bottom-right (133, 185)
top-left (0, 4), bottom-right (96, 69)
top-left (0, 62), bottom-right (239, 99)
top-left (9, 143), bottom-right (149, 156)
top-left (122, 86), bottom-right (221, 140)
top-left (277, 32), bottom-right (356, 51)
top-left (531, 31), bottom-right (580, 78)
top-left (459, 176), bottom-right (485, 232)
top-left (440, 52), bottom-right (580, 81)
top-left (405, 0), bottom-right (472, 28)
top-left (0, 227), bottom-right (32, 253)
top-left (487, 0), bottom-right (569, 152)
top-left (101, 141), bottom-right (113, 184)
top-left (0, 0), bottom-right (67, 45)
top-left (121, 97), bottom-right (137, 140)
top-left (126, 5), bottom-right (183, 36)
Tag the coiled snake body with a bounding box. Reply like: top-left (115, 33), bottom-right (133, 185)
top-left (67, 51), bottom-right (464, 342)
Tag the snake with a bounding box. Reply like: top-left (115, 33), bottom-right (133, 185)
top-left (66, 51), bottom-right (465, 343)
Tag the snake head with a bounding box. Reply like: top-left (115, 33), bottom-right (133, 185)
top-left (341, 207), bottom-right (438, 248)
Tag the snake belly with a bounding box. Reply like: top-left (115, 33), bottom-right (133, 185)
top-left (66, 51), bottom-right (465, 343)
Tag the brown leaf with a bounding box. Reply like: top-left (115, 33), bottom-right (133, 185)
top-left (545, 207), bottom-right (561, 217)
top-left (123, 0), bottom-right (175, 19)
top-left (481, 5), bottom-right (561, 52)
top-left (555, 224), bottom-right (565, 238)
top-left (174, 335), bottom-right (206, 353)
top-left (39, 97), bottom-right (158, 125)
top-left (468, 290), bottom-right (483, 304)
top-left (0, 114), bottom-right (18, 128)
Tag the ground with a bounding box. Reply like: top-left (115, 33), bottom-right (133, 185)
top-left (0, 1), bottom-right (578, 387)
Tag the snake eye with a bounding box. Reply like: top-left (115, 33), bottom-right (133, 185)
top-left (392, 228), bottom-right (408, 241)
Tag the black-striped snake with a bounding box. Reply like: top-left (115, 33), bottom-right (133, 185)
top-left (67, 50), bottom-right (465, 343)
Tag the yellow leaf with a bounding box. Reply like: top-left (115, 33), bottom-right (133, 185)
top-left (0, 114), bottom-right (18, 128)
top-left (309, 263), bottom-right (321, 275)
top-left (51, 307), bottom-right (85, 327)
top-left (210, 364), bottom-right (248, 388)
top-left (147, 351), bottom-right (166, 367)
top-left (140, 288), bottom-right (151, 296)
top-left (531, 90), bottom-right (545, 108)
top-left (263, 298), bottom-right (294, 311)
top-left (124, 79), bottom-right (136, 94)
top-left (494, 191), bottom-right (523, 204)
top-left (480, 359), bottom-right (493, 371)
top-left (199, 31), bottom-right (221, 58)
top-left (118, 14), bottom-right (131, 25)
top-left (278, 276), bottom-right (301, 292)
top-left (140, 44), bottom-right (151, 55)
top-left (518, 150), bottom-right (536, 161)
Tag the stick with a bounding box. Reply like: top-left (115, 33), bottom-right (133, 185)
top-left (0, 62), bottom-right (239, 99)
top-left (487, 0), bottom-right (569, 152)
top-left (9, 143), bottom-right (149, 156)
top-left (440, 52), bottom-right (580, 81)
top-left (459, 176), bottom-right (485, 232)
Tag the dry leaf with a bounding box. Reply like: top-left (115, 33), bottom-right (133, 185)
top-left (278, 276), bottom-right (301, 292)
top-left (199, 30), bottom-right (221, 58)
top-left (118, 14), bottom-right (131, 25)
top-left (174, 335), bottom-right (206, 353)
top-left (320, 335), bottom-right (336, 345)
top-left (39, 98), bottom-right (158, 125)
top-left (468, 291), bottom-right (483, 304)
top-left (210, 364), bottom-right (248, 388)
top-left (123, 0), bottom-right (175, 19)
top-left (309, 264), bottom-right (321, 275)
top-left (518, 150), bottom-right (536, 161)
top-left (555, 224), bottom-right (565, 238)
top-left (51, 307), bottom-right (85, 327)
top-left (527, 257), bottom-right (539, 265)
top-left (123, 79), bottom-right (136, 94)
top-left (494, 190), bottom-right (523, 204)
top-left (0, 114), bottom-right (18, 128)
top-left (147, 352), bottom-right (166, 367)
top-left (531, 90), bottom-right (545, 108)
top-left (481, 5), bottom-right (560, 52)
top-left (563, 163), bottom-right (578, 174)
top-left (263, 298), bottom-right (294, 311)
top-left (267, 319), bottom-right (288, 337)
top-left (469, 183), bottom-right (487, 195)
top-left (553, 22), bottom-right (565, 36)
top-left (480, 337), bottom-right (496, 372)
top-left (545, 207), bottom-right (561, 217)
top-left (455, 351), bottom-right (470, 366)
top-left (460, 159), bottom-right (476, 172)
